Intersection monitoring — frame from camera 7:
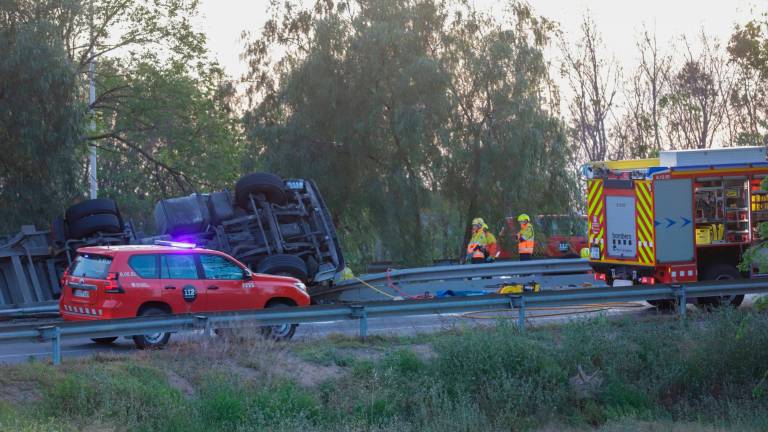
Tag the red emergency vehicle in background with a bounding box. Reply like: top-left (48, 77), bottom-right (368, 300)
top-left (585, 146), bottom-right (768, 307)
top-left (497, 214), bottom-right (587, 259)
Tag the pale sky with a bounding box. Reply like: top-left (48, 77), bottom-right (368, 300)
top-left (197, 0), bottom-right (766, 83)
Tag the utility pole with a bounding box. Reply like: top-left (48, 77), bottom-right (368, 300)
top-left (88, 0), bottom-right (97, 199)
top-left (88, 58), bottom-right (98, 199)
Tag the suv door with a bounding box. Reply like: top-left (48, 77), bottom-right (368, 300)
top-left (199, 253), bottom-right (255, 311)
top-left (159, 253), bottom-right (205, 313)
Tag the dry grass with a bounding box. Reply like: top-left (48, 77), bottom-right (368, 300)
top-left (0, 310), bottom-right (767, 431)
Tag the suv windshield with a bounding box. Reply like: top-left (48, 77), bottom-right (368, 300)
top-left (70, 254), bottom-right (113, 279)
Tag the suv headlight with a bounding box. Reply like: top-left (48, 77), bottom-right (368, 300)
top-left (294, 282), bottom-right (307, 292)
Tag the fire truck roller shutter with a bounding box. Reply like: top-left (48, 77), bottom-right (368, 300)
top-left (653, 179), bottom-right (694, 263)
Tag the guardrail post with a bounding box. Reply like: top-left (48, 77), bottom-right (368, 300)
top-left (508, 295), bottom-right (525, 333)
top-left (672, 284), bottom-right (686, 319)
top-left (38, 325), bottom-right (61, 365)
top-left (350, 305), bottom-right (367, 341)
top-left (194, 315), bottom-right (212, 338)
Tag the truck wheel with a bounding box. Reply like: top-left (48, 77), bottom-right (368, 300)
top-left (66, 199), bottom-right (120, 222)
top-left (235, 173), bottom-right (286, 209)
top-left (257, 254), bottom-right (308, 281)
top-left (260, 302), bottom-right (297, 341)
top-left (647, 299), bottom-right (677, 310)
top-left (132, 307), bottom-right (172, 349)
top-left (698, 264), bottom-right (745, 308)
top-left (91, 337), bottom-right (118, 345)
top-left (67, 214), bottom-right (123, 239)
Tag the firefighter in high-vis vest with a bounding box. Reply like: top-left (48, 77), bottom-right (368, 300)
top-left (465, 217), bottom-right (498, 264)
top-left (516, 214), bottom-right (535, 261)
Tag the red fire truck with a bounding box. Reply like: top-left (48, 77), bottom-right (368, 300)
top-left (585, 146), bottom-right (768, 307)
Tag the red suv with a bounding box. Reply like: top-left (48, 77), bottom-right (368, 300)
top-left (59, 243), bottom-right (310, 348)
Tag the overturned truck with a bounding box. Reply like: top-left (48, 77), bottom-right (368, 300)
top-left (0, 173), bottom-right (345, 309)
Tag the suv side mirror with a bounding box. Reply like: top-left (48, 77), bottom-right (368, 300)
top-left (243, 269), bottom-right (253, 280)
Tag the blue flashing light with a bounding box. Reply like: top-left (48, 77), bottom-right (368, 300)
top-left (155, 240), bottom-right (196, 249)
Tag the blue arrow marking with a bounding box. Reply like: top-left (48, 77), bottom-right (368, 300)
top-left (654, 220), bottom-right (661, 227)
top-left (681, 217), bottom-right (691, 227)
top-left (665, 218), bottom-right (676, 228)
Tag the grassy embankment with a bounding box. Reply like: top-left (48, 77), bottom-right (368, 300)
top-left (1, 309), bottom-right (768, 431)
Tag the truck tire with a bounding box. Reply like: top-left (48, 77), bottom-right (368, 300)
top-left (67, 214), bottom-right (123, 239)
top-left (235, 173), bottom-right (286, 209)
top-left (698, 264), bottom-right (745, 308)
top-left (132, 307), bottom-right (171, 349)
top-left (257, 254), bottom-right (308, 281)
top-left (65, 199), bottom-right (120, 223)
top-left (260, 302), bottom-right (297, 341)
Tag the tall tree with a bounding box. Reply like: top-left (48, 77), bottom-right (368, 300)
top-left (662, 32), bottom-right (733, 149)
top-left (561, 13), bottom-right (620, 162)
top-left (0, 6), bottom-right (84, 232)
top-left (441, 3), bottom-right (573, 251)
top-left (243, 0), bottom-right (575, 267)
top-left (612, 29), bottom-right (672, 159)
top-left (728, 15), bottom-right (768, 146)
top-left (0, 0), bottom-right (243, 233)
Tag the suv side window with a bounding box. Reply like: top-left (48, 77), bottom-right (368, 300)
top-left (128, 255), bottom-right (159, 278)
top-left (160, 254), bottom-right (199, 279)
top-left (200, 254), bottom-right (244, 280)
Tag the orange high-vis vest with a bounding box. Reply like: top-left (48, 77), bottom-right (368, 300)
top-left (518, 223), bottom-right (534, 254)
top-left (467, 230), bottom-right (497, 259)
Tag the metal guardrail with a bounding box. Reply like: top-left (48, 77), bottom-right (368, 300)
top-left (314, 258), bottom-right (592, 300)
top-left (0, 259), bottom-right (591, 315)
top-left (0, 301), bottom-right (59, 318)
top-left (1, 279), bottom-right (767, 365)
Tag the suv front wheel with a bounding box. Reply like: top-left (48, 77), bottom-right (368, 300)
top-left (260, 302), bottom-right (297, 341)
top-left (132, 307), bottom-right (172, 349)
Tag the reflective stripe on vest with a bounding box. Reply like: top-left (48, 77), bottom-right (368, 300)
top-left (467, 242), bottom-right (486, 259)
top-left (519, 239), bottom-right (534, 254)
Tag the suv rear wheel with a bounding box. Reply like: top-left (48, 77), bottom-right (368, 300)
top-left (260, 302), bottom-right (297, 341)
top-left (132, 307), bottom-right (172, 349)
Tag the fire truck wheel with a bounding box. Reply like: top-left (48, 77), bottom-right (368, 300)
top-left (647, 299), bottom-right (676, 310)
top-left (698, 264), bottom-right (745, 308)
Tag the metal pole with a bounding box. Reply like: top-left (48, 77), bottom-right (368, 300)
top-left (673, 285), bottom-right (686, 319)
top-left (87, 0), bottom-right (97, 199)
top-left (350, 305), bottom-right (367, 341)
top-left (195, 315), bottom-right (212, 338)
top-left (51, 327), bottom-right (61, 365)
top-left (517, 296), bottom-right (526, 333)
top-left (39, 325), bottom-right (62, 365)
top-left (88, 58), bottom-right (98, 199)
top-left (359, 312), bottom-right (368, 341)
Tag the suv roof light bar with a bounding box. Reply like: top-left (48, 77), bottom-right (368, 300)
top-left (154, 240), bottom-right (196, 249)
